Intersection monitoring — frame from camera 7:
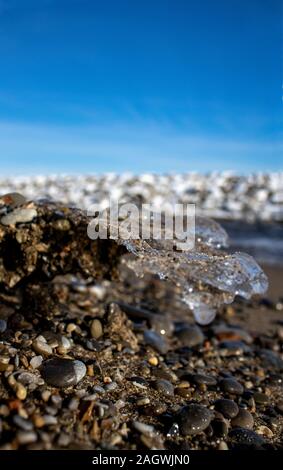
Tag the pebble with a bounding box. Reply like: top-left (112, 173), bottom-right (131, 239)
top-left (13, 415), bottom-right (34, 431)
top-left (86, 338), bottom-right (102, 352)
top-left (90, 319), bottom-right (103, 339)
top-left (17, 372), bottom-right (37, 385)
top-left (129, 376), bottom-right (149, 388)
top-left (41, 358), bottom-right (86, 388)
top-left (231, 408), bottom-right (254, 429)
top-left (30, 355), bottom-right (43, 369)
top-left (144, 403), bottom-right (167, 416)
top-left (256, 425), bottom-right (274, 438)
top-left (214, 399), bottom-right (239, 419)
top-left (135, 397), bottom-right (150, 407)
top-left (153, 379), bottom-right (174, 396)
top-left (176, 325), bottom-right (204, 347)
top-left (177, 404), bottom-right (213, 436)
top-left (143, 330), bottom-right (168, 354)
top-left (219, 378), bottom-right (244, 395)
top-left (148, 356), bottom-right (159, 366)
top-left (218, 441), bottom-right (229, 450)
top-left (175, 387), bottom-right (191, 398)
top-left (190, 373), bottom-right (217, 387)
top-left (229, 428), bottom-right (265, 448)
top-left (32, 338), bottom-right (53, 356)
top-left (0, 192), bottom-right (27, 208)
top-left (132, 421), bottom-right (155, 436)
top-left (105, 382), bottom-right (118, 392)
top-left (1, 207), bottom-right (37, 226)
top-left (0, 319), bottom-right (7, 333)
top-left (253, 392), bottom-right (269, 405)
top-left (17, 431), bottom-right (38, 445)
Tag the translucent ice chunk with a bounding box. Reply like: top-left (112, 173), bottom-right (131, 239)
top-left (91, 209), bottom-right (268, 325)
top-left (195, 216), bottom-right (229, 248)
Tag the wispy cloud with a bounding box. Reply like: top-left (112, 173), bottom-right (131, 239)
top-left (0, 119), bottom-right (282, 175)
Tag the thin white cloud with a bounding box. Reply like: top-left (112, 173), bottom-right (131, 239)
top-left (0, 119), bottom-right (282, 175)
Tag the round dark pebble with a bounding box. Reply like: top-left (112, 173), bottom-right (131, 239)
top-left (153, 379), bottom-right (174, 396)
top-left (253, 392), bottom-right (269, 405)
top-left (177, 404), bottom-right (213, 436)
top-left (144, 330), bottom-right (168, 354)
top-left (191, 374), bottom-right (217, 387)
top-left (231, 408), bottom-right (254, 429)
top-left (214, 399), bottom-right (239, 419)
top-left (229, 428), bottom-right (265, 448)
top-left (219, 378), bottom-right (244, 395)
top-left (175, 325), bottom-right (204, 347)
top-left (41, 358), bottom-right (86, 388)
top-left (128, 376), bottom-right (149, 387)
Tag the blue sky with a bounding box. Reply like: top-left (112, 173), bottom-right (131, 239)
top-left (0, 0), bottom-right (282, 174)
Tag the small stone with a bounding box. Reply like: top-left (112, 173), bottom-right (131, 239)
top-left (42, 415), bottom-right (57, 426)
top-left (128, 376), bottom-right (149, 389)
top-left (144, 330), bottom-right (168, 354)
top-left (253, 392), bottom-right (269, 405)
top-left (229, 428), bottom-right (265, 448)
top-left (153, 379), bottom-right (174, 396)
top-left (148, 356), bottom-right (159, 366)
top-left (218, 441), bottom-right (229, 450)
top-left (30, 355), bottom-right (43, 369)
top-left (0, 319), bottom-right (7, 333)
top-left (105, 382), bottom-right (118, 392)
top-left (177, 404), bottom-right (213, 436)
top-left (132, 421), bottom-right (154, 436)
top-left (1, 207), bottom-right (37, 226)
top-left (90, 319), bottom-right (103, 339)
top-left (57, 433), bottom-right (71, 447)
top-left (32, 338), bottom-right (53, 356)
top-left (41, 358), bottom-right (86, 388)
top-left (13, 415), bottom-right (34, 431)
top-left (0, 192), bottom-right (26, 208)
top-left (16, 383), bottom-right (27, 400)
top-left (86, 338), bottom-right (102, 352)
top-left (17, 431), bottom-right (37, 445)
top-left (191, 373), bottom-right (217, 387)
top-left (231, 408), bottom-right (254, 429)
top-left (214, 399), bottom-right (239, 419)
top-left (17, 372), bottom-right (37, 385)
top-left (137, 397), bottom-right (150, 406)
top-left (176, 325), bottom-right (204, 347)
top-left (175, 387), bottom-right (191, 398)
top-left (219, 378), bottom-right (244, 395)
top-left (41, 390), bottom-right (51, 402)
top-left (256, 425), bottom-right (274, 438)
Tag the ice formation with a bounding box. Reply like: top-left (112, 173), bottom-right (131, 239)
top-left (0, 198), bottom-right (268, 326)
